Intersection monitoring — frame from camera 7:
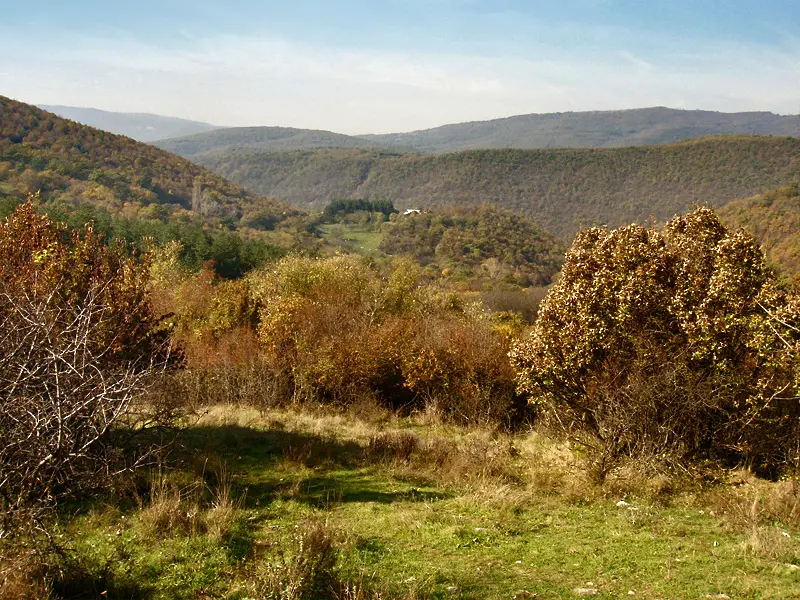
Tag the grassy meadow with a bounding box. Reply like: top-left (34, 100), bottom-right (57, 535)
top-left (12, 403), bottom-right (796, 600)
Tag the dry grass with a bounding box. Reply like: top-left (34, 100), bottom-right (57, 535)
top-left (244, 519), bottom-right (340, 600)
top-left (367, 430), bottom-right (420, 463)
top-left (10, 402), bottom-right (799, 599)
top-left (697, 470), bottom-right (800, 562)
top-left (743, 523), bottom-right (796, 562)
top-left (0, 548), bottom-right (50, 600)
top-left (707, 471), bottom-right (800, 528)
top-left (239, 518), bottom-right (424, 600)
top-left (192, 403), bottom-right (800, 531)
top-left (139, 476), bottom-right (204, 538)
top-left (204, 464), bottom-right (240, 540)
top-left (139, 461), bottom-right (240, 540)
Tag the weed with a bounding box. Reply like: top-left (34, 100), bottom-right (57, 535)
top-left (204, 464), bottom-right (240, 541)
top-left (367, 431), bottom-right (420, 463)
top-left (139, 475), bottom-right (204, 539)
top-left (743, 524), bottom-right (797, 562)
top-left (247, 519), bottom-right (340, 600)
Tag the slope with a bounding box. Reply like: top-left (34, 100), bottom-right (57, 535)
top-left (39, 105), bottom-right (220, 143)
top-left (719, 184), bottom-right (800, 278)
top-left (379, 204), bottom-right (564, 287)
top-left (195, 136), bottom-right (800, 239)
top-left (361, 107), bottom-right (800, 152)
top-left (0, 96), bottom-right (300, 232)
top-left (155, 126), bottom-right (382, 158)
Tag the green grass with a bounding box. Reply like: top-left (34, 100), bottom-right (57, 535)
top-left (48, 405), bottom-right (800, 599)
top-left (317, 223), bottom-right (383, 254)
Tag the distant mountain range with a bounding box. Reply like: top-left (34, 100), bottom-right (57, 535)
top-left (362, 107), bottom-right (800, 152)
top-left (38, 105), bottom-right (220, 143)
top-left (156, 107), bottom-right (800, 157)
top-left (192, 136), bottom-right (800, 238)
top-left (42, 105), bottom-right (800, 156)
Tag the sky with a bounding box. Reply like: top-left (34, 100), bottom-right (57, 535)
top-left (2, 0), bottom-right (800, 134)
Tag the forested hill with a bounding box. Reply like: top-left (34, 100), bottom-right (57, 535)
top-left (380, 205), bottom-right (564, 287)
top-left (155, 126), bottom-right (383, 158)
top-left (362, 107), bottom-right (800, 152)
top-left (193, 136), bottom-right (800, 238)
top-left (720, 184), bottom-right (800, 278)
top-left (154, 107), bottom-right (800, 157)
top-left (0, 96), bottom-right (300, 230)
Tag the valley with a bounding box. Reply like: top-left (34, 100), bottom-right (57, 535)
top-left (2, 94), bottom-right (800, 600)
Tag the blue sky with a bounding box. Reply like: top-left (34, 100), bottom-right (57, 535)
top-left (3, 1), bottom-right (799, 133)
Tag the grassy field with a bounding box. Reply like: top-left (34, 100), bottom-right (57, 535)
top-left (33, 404), bottom-right (800, 600)
top-left (317, 223), bottom-right (383, 254)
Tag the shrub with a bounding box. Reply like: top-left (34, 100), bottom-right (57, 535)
top-left (0, 201), bottom-right (173, 530)
top-left (250, 255), bottom-right (525, 425)
top-left (398, 312), bottom-right (524, 426)
top-left (511, 207), bottom-right (800, 476)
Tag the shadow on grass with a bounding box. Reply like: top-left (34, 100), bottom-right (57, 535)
top-left (244, 471), bottom-right (452, 508)
top-left (180, 424), bottom-right (366, 469)
top-left (175, 425), bottom-right (453, 508)
top-left (51, 562), bottom-right (155, 600)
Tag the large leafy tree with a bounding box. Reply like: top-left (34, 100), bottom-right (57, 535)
top-left (510, 207), bottom-right (800, 475)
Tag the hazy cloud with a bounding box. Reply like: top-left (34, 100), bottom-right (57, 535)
top-left (2, 25), bottom-right (799, 133)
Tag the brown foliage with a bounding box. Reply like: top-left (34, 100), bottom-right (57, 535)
top-left (249, 255), bottom-right (525, 425)
top-left (0, 201), bottom-right (173, 529)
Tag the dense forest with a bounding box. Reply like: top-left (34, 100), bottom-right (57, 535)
top-left (380, 205), bottom-right (563, 287)
top-left (194, 136), bottom-right (800, 238)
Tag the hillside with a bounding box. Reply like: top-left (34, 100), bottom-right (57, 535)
top-left (39, 105), bottom-right (220, 143)
top-left (194, 136), bottom-right (800, 238)
top-left (362, 107), bottom-right (800, 152)
top-left (154, 126), bottom-right (383, 158)
top-left (720, 184), bottom-right (800, 278)
top-left (380, 205), bottom-right (563, 287)
top-left (0, 96), bottom-right (300, 232)
top-left (155, 107), bottom-right (800, 158)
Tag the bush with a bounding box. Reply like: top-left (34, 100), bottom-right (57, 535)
top-left (510, 207), bottom-right (800, 476)
top-left (0, 201), bottom-right (173, 530)
top-left (249, 255), bottom-right (525, 425)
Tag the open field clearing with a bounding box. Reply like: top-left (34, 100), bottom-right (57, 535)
top-left (25, 404), bottom-right (799, 600)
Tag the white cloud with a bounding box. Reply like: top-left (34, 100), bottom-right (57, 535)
top-left (2, 27), bottom-right (799, 133)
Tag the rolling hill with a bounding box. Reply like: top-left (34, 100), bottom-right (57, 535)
top-left (362, 107), bottom-right (800, 152)
top-left (379, 204), bottom-right (564, 287)
top-left (38, 105), bottom-right (220, 143)
top-left (192, 136), bottom-right (800, 239)
top-left (154, 107), bottom-right (800, 157)
top-left (154, 126), bottom-right (382, 158)
top-left (0, 96), bottom-right (300, 231)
